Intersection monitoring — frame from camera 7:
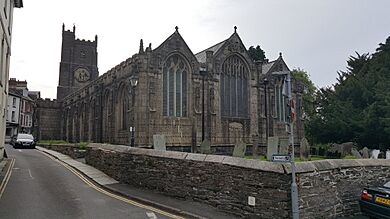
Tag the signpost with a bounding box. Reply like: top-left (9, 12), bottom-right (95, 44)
top-left (272, 154), bottom-right (291, 163)
top-left (272, 70), bottom-right (300, 219)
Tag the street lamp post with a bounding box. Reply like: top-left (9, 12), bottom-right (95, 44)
top-left (199, 67), bottom-right (207, 143)
top-left (129, 76), bottom-right (138, 147)
top-left (263, 78), bottom-right (269, 144)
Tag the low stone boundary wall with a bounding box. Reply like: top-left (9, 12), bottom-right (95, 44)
top-left (43, 143), bottom-right (390, 218)
top-left (291, 159), bottom-right (390, 218)
top-left (86, 143), bottom-right (291, 218)
top-left (38, 144), bottom-right (86, 159)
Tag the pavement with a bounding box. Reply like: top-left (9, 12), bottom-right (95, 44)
top-left (35, 146), bottom-right (237, 219)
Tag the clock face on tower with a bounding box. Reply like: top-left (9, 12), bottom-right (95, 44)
top-left (74, 67), bottom-right (90, 82)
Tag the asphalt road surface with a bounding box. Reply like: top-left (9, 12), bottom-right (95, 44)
top-left (0, 144), bottom-right (176, 219)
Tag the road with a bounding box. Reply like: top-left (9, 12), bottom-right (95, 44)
top-left (0, 144), bottom-right (176, 219)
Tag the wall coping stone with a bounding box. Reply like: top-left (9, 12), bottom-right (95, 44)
top-left (89, 143), bottom-right (285, 173)
top-left (86, 143), bottom-right (390, 174)
top-left (186, 153), bottom-right (207, 162)
top-left (204, 154), bottom-right (226, 163)
top-left (283, 159), bottom-right (390, 174)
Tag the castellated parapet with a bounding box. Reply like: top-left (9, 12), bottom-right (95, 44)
top-left (35, 98), bottom-right (62, 140)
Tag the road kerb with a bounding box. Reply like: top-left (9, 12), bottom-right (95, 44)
top-left (36, 147), bottom-right (206, 219)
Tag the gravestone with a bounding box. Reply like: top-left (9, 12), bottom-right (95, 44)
top-left (252, 135), bottom-right (259, 159)
top-left (267, 137), bottom-right (279, 161)
top-left (300, 137), bottom-right (310, 161)
top-left (351, 148), bottom-right (362, 159)
top-left (200, 139), bottom-right (211, 154)
top-left (360, 147), bottom-right (370, 159)
top-left (233, 141), bottom-right (247, 158)
top-left (279, 138), bottom-right (289, 154)
top-left (153, 134), bottom-right (166, 151)
top-left (371, 149), bottom-right (380, 159)
top-left (386, 150), bottom-right (390, 160)
top-left (328, 142), bottom-right (354, 157)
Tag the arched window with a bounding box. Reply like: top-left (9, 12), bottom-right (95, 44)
top-left (162, 54), bottom-right (188, 117)
top-left (221, 55), bottom-right (249, 118)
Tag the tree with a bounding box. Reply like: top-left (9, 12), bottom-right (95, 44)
top-left (306, 36), bottom-right (390, 150)
top-left (291, 68), bottom-right (316, 119)
top-left (248, 45), bottom-right (266, 62)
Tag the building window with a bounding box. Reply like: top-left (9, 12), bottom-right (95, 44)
top-left (4, 0), bottom-right (8, 18)
top-left (12, 97), bottom-right (16, 107)
top-left (11, 111), bottom-right (15, 122)
top-left (162, 54), bottom-right (188, 117)
top-left (0, 37), bottom-right (4, 87)
top-left (220, 55), bottom-right (249, 118)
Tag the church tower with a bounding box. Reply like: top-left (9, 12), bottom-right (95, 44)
top-left (56, 24), bottom-right (99, 100)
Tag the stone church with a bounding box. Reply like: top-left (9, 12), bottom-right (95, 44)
top-left (35, 25), bottom-right (304, 152)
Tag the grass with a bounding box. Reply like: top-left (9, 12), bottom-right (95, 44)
top-left (37, 140), bottom-right (90, 149)
top-left (245, 155), bottom-right (267, 161)
top-left (244, 155), bottom-right (343, 162)
top-left (77, 142), bottom-right (90, 150)
top-left (38, 140), bottom-right (68, 145)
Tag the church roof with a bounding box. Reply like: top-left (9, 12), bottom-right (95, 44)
top-left (262, 61), bottom-right (276, 74)
top-left (195, 40), bottom-right (227, 63)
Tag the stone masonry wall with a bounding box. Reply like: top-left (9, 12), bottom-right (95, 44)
top-left (38, 144), bottom-right (86, 159)
top-left (46, 143), bottom-right (390, 218)
top-left (85, 143), bottom-right (291, 218)
top-left (293, 160), bottom-right (390, 218)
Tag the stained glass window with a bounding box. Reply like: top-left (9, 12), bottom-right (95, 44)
top-left (163, 54), bottom-right (188, 117)
top-left (221, 55), bottom-right (249, 118)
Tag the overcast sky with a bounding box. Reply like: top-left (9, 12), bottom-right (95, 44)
top-left (9, 0), bottom-right (390, 99)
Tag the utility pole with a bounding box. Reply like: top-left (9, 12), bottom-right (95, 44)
top-left (274, 70), bottom-right (299, 219)
top-left (287, 72), bottom-right (299, 219)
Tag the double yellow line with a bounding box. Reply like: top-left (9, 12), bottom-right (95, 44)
top-left (37, 150), bottom-right (186, 219)
top-left (0, 158), bottom-right (15, 199)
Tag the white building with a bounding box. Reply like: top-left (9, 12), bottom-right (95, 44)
top-left (1, 0), bottom-right (23, 159)
top-left (5, 90), bottom-right (21, 140)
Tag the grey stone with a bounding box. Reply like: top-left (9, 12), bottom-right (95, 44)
top-left (232, 141), bottom-right (246, 158)
top-left (328, 142), bottom-right (354, 157)
top-left (252, 135), bottom-right (259, 159)
top-left (186, 153), bottom-right (206, 162)
top-left (200, 139), bottom-right (211, 154)
top-left (361, 147), bottom-right (370, 158)
top-left (153, 134), bottom-right (166, 151)
top-left (267, 137), bottom-right (279, 161)
top-left (279, 138), bottom-right (289, 154)
top-left (351, 148), bottom-right (362, 159)
top-left (371, 149), bottom-right (380, 159)
top-left (387, 150), bottom-right (390, 160)
top-left (300, 137), bottom-right (310, 161)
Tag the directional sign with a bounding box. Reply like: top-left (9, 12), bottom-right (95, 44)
top-left (272, 154), bottom-right (291, 163)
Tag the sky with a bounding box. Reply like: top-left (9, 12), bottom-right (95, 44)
top-left (9, 0), bottom-right (390, 99)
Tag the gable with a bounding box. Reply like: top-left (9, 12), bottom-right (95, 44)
top-left (264, 54), bottom-right (290, 75)
top-left (153, 28), bottom-right (198, 65)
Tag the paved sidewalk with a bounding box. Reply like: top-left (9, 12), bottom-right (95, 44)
top-left (36, 146), bottom-right (237, 219)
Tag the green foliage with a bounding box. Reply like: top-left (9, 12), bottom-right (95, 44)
top-left (292, 68), bottom-right (317, 119)
top-left (38, 140), bottom-right (68, 145)
top-left (248, 45), bottom-right (266, 62)
top-left (306, 36), bottom-right (390, 150)
top-left (78, 142), bottom-right (90, 149)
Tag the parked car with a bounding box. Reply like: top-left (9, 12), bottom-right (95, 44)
top-left (12, 133), bottom-right (36, 149)
top-left (360, 181), bottom-right (390, 219)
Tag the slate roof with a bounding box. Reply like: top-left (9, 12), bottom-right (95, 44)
top-left (261, 61), bottom-right (276, 74)
top-left (195, 40), bottom-right (227, 63)
top-left (8, 88), bottom-right (23, 97)
top-left (15, 0), bottom-right (23, 8)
